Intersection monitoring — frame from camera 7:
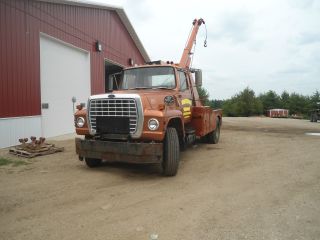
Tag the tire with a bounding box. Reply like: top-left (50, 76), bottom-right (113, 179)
top-left (310, 114), bottom-right (314, 122)
top-left (311, 113), bottom-right (317, 122)
top-left (85, 158), bottom-right (102, 168)
top-left (162, 127), bottom-right (180, 176)
top-left (207, 118), bottom-right (221, 144)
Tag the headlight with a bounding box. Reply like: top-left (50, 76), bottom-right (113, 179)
top-left (76, 117), bottom-right (85, 128)
top-left (148, 118), bottom-right (159, 131)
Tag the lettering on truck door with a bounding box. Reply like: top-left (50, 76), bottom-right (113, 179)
top-left (177, 70), bottom-right (193, 122)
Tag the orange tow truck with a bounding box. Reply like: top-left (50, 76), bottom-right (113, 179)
top-left (74, 19), bottom-right (222, 176)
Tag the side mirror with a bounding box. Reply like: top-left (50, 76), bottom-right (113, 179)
top-left (195, 69), bottom-right (202, 87)
top-left (106, 75), bottom-right (114, 92)
top-left (106, 72), bottom-right (122, 92)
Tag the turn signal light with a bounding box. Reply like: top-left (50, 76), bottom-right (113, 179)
top-left (76, 104), bottom-right (83, 110)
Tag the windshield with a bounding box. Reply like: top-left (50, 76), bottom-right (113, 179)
top-left (119, 67), bottom-right (176, 90)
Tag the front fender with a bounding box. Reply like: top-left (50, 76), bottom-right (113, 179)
top-left (74, 109), bottom-right (90, 135)
top-left (140, 109), bottom-right (184, 142)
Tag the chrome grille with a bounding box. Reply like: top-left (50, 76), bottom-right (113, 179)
top-left (89, 98), bottom-right (138, 134)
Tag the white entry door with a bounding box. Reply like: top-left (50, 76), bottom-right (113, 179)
top-left (40, 35), bottom-right (90, 138)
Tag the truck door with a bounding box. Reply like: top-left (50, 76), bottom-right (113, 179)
top-left (177, 70), bottom-right (193, 122)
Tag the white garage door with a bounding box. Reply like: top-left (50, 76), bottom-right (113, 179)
top-left (40, 34), bottom-right (90, 138)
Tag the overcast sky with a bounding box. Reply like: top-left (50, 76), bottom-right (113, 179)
top-left (89, 0), bottom-right (319, 99)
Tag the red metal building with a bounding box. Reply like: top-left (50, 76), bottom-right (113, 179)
top-left (0, 0), bottom-right (150, 148)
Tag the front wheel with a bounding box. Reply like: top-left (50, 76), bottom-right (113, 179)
top-left (85, 158), bottom-right (102, 168)
top-left (207, 118), bottom-right (221, 144)
top-left (162, 127), bottom-right (180, 176)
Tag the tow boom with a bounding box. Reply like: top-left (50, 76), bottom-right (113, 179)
top-left (179, 18), bottom-right (205, 69)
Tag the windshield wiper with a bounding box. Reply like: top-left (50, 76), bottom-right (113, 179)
top-left (153, 86), bottom-right (173, 90)
top-left (128, 87), bottom-right (152, 90)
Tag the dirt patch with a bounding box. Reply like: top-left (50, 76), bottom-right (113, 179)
top-left (0, 117), bottom-right (319, 240)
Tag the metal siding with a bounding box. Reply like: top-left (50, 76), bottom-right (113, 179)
top-left (0, 116), bottom-right (42, 148)
top-left (0, 3), bottom-right (6, 115)
top-left (0, 0), bottom-right (146, 118)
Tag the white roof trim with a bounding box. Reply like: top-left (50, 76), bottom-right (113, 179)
top-left (35, 0), bottom-right (150, 62)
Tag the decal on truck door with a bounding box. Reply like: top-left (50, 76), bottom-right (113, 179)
top-left (181, 98), bottom-right (192, 118)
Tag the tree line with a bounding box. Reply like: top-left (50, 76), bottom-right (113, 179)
top-left (198, 87), bottom-right (320, 118)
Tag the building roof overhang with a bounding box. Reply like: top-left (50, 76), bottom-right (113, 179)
top-left (36, 0), bottom-right (150, 62)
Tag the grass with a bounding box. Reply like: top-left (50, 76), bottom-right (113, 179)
top-left (0, 158), bottom-right (12, 166)
top-left (0, 157), bottom-right (29, 167)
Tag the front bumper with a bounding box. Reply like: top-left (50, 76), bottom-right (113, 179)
top-left (75, 138), bottom-right (163, 164)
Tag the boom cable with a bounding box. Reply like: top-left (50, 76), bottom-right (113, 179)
top-left (204, 22), bottom-right (208, 47)
top-left (190, 20), bottom-right (207, 68)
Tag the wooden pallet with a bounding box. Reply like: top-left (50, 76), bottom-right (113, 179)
top-left (9, 144), bottom-right (64, 158)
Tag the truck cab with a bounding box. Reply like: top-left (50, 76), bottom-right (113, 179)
top-left (74, 19), bottom-right (222, 176)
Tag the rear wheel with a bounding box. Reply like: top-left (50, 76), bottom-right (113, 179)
top-left (207, 118), bottom-right (221, 144)
top-left (311, 113), bottom-right (317, 122)
top-left (162, 127), bottom-right (180, 176)
top-left (85, 158), bottom-right (102, 168)
top-left (310, 114), bottom-right (314, 122)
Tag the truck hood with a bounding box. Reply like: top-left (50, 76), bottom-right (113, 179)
top-left (113, 89), bottom-right (176, 110)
